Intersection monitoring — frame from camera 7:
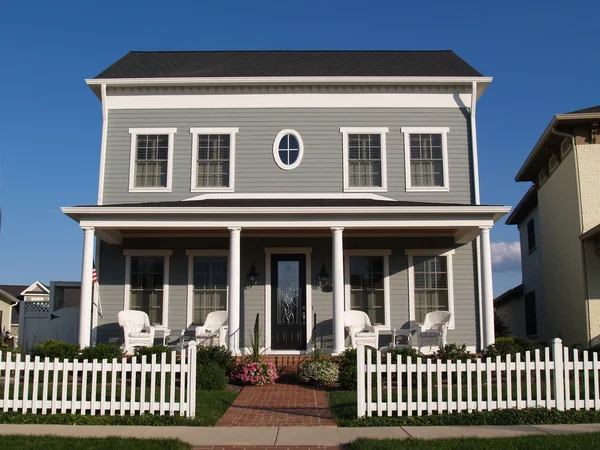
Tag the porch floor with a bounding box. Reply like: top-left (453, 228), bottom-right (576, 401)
top-left (216, 378), bottom-right (336, 427)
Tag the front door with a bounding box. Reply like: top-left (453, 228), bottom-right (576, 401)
top-left (271, 254), bottom-right (307, 350)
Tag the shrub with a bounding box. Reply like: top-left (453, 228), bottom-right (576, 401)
top-left (484, 336), bottom-right (542, 359)
top-left (298, 359), bottom-right (339, 385)
top-left (231, 360), bottom-right (278, 385)
top-left (384, 347), bottom-right (422, 362)
top-left (81, 344), bottom-right (124, 361)
top-left (196, 345), bottom-right (235, 375)
top-left (197, 362), bottom-right (227, 390)
top-left (434, 343), bottom-right (473, 361)
top-left (336, 348), bottom-right (358, 390)
top-left (495, 311), bottom-right (511, 338)
top-left (29, 339), bottom-right (80, 360)
top-left (134, 345), bottom-right (172, 362)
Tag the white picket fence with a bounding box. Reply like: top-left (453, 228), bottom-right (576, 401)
top-left (357, 338), bottom-right (600, 417)
top-left (0, 341), bottom-right (197, 417)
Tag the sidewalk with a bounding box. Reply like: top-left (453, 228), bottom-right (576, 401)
top-left (1, 423), bottom-right (600, 447)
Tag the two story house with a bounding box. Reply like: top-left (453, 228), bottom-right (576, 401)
top-left (500, 106), bottom-right (600, 348)
top-left (62, 51), bottom-right (509, 354)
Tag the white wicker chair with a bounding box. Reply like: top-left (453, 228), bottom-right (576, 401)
top-left (195, 311), bottom-right (228, 347)
top-left (416, 311), bottom-right (452, 352)
top-left (117, 310), bottom-right (155, 354)
top-left (344, 310), bottom-right (379, 349)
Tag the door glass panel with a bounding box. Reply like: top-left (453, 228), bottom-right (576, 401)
top-left (276, 260), bottom-right (300, 325)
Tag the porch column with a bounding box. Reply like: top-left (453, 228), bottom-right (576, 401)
top-left (228, 227), bottom-right (241, 354)
top-left (480, 227), bottom-right (495, 349)
top-left (78, 226), bottom-right (95, 347)
top-left (332, 227), bottom-right (345, 354)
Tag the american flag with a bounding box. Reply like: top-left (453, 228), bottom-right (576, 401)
top-left (92, 266), bottom-right (98, 283)
top-left (92, 264), bottom-right (103, 318)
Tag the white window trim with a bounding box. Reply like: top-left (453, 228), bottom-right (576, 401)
top-left (123, 249), bottom-right (172, 329)
top-left (272, 129), bottom-right (304, 170)
top-left (406, 248), bottom-right (455, 329)
top-left (189, 127), bottom-right (239, 193)
top-left (186, 249), bottom-right (229, 327)
top-left (340, 127), bottom-right (389, 192)
top-left (401, 127), bottom-right (450, 192)
top-left (263, 247), bottom-right (312, 354)
top-left (344, 249), bottom-right (391, 330)
top-left (128, 128), bottom-right (177, 192)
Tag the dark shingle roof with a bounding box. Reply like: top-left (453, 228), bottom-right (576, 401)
top-left (505, 186), bottom-right (538, 225)
top-left (0, 285), bottom-right (27, 299)
top-left (94, 50), bottom-right (484, 79)
top-left (494, 284), bottom-right (524, 307)
top-left (566, 105), bottom-right (600, 114)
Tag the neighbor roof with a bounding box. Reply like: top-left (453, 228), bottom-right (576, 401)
top-left (566, 105), bottom-right (600, 114)
top-left (506, 186), bottom-right (538, 225)
top-left (0, 285), bottom-right (27, 300)
top-left (94, 50), bottom-right (484, 79)
top-left (494, 284), bottom-right (524, 308)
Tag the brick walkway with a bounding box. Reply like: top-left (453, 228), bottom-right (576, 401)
top-left (216, 382), bottom-right (336, 427)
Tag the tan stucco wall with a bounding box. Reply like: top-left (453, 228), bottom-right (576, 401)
top-left (576, 144), bottom-right (600, 233)
top-left (538, 150), bottom-right (588, 346)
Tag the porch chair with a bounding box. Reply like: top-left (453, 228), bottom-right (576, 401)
top-left (416, 311), bottom-right (452, 352)
top-left (195, 311), bottom-right (228, 347)
top-left (117, 310), bottom-right (155, 354)
top-left (344, 310), bottom-right (379, 349)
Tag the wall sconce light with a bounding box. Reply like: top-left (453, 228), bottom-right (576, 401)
top-left (247, 262), bottom-right (259, 287)
top-left (317, 261), bottom-right (329, 288)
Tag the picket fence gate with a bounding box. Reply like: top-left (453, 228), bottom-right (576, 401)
top-left (357, 338), bottom-right (600, 417)
top-left (0, 341), bottom-right (197, 417)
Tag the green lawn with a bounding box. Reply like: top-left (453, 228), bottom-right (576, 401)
top-left (0, 436), bottom-right (190, 450)
top-left (348, 433), bottom-right (600, 450)
top-left (328, 390), bottom-right (600, 427)
top-left (0, 389), bottom-right (237, 426)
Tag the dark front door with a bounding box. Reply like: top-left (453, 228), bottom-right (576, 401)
top-left (271, 254), bottom-right (307, 350)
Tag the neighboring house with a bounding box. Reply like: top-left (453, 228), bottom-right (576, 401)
top-left (19, 281), bottom-right (49, 302)
top-left (62, 50), bottom-right (510, 354)
top-left (0, 287), bottom-right (19, 335)
top-left (501, 105), bottom-right (600, 348)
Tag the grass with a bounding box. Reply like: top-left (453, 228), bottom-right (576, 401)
top-left (327, 390), bottom-right (600, 427)
top-left (348, 433), bottom-right (600, 450)
top-left (0, 436), bottom-right (190, 450)
top-left (0, 389), bottom-right (237, 426)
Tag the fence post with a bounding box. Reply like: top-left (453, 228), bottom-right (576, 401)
top-left (552, 338), bottom-right (565, 411)
top-left (187, 340), bottom-right (197, 418)
top-left (357, 345), bottom-right (366, 418)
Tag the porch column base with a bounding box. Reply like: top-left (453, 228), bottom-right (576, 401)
top-left (78, 227), bottom-right (95, 347)
top-left (228, 227), bottom-right (241, 354)
top-left (332, 227), bottom-right (345, 354)
top-left (480, 227), bottom-right (495, 349)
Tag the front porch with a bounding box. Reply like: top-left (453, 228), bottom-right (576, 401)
top-left (62, 196), bottom-right (509, 354)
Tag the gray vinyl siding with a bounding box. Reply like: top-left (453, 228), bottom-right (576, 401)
top-left (516, 205), bottom-right (547, 340)
top-left (96, 236), bottom-right (479, 349)
top-left (102, 108), bottom-right (474, 205)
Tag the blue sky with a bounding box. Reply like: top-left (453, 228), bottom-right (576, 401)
top-left (0, 0), bottom-right (598, 295)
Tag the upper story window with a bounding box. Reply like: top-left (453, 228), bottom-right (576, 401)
top-left (527, 218), bottom-right (536, 252)
top-left (190, 128), bottom-right (239, 192)
top-left (128, 128), bottom-right (177, 192)
top-left (340, 127), bottom-right (389, 192)
top-left (273, 129), bottom-right (304, 170)
top-left (401, 127), bottom-right (450, 192)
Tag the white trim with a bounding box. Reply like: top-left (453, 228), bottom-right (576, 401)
top-left (186, 250), bottom-right (228, 327)
top-left (20, 281), bottom-right (50, 296)
top-left (97, 83), bottom-right (107, 205)
top-left (401, 127), bottom-right (450, 192)
top-left (88, 75), bottom-right (493, 86)
top-left (189, 127), bottom-right (239, 192)
top-left (340, 127), bottom-right (389, 192)
top-left (264, 247), bottom-right (312, 352)
top-left (124, 252), bottom-right (170, 329)
top-left (127, 128), bottom-right (177, 192)
top-left (272, 129), bottom-right (304, 170)
top-left (123, 249), bottom-right (173, 256)
top-left (184, 192), bottom-right (396, 201)
top-left (344, 250), bottom-right (391, 329)
top-left (406, 248), bottom-right (455, 329)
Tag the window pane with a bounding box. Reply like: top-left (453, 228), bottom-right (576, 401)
top-left (279, 149), bottom-right (289, 165)
top-left (349, 256), bottom-right (385, 325)
top-left (278, 134), bottom-right (289, 150)
top-left (347, 134), bottom-right (382, 187)
top-left (409, 134), bottom-right (444, 187)
top-left (197, 134), bottom-right (230, 187)
top-left (287, 134), bottom-right (299, 149)
top-left (130, 256), bottom-right (164, 325)
top-left (413, 256), bottom-right (449, 323)
top-left (192, 257), bottom-right (227, 325)
top-left (134, 134), bottom-right (169, 188)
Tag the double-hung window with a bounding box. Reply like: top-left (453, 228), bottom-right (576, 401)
top-left (340, 128), bottom-right (388, 191)
top-left (186, 250), bottom-right (228, 324)
top-left (407, 249), bottom-right (455, 328)
top-left (344, 250), bottom-right (391, 328)
top-left (128, 128), bottom-right (177, 192)
top-left (402, 127), bottom-right (450, 191)
top-left (190, 128), bottom-right (238, 192)
top-left (124, 250), bottom-right (172, 327)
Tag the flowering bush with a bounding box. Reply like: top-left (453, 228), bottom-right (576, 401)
top-left (231, 360), bottom-right (279, 385)
top-left (298, 359), bottom-right (339, 385)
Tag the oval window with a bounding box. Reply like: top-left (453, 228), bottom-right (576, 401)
top-left (273, 129), bottom-right (304, 170)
